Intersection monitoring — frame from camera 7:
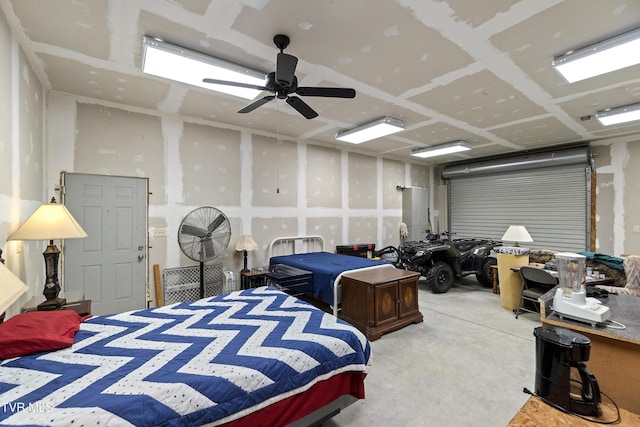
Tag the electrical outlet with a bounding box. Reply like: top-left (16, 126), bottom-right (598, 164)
top-left (634, 225), bottom-right (640, 233)
top-left (153, 228), bottom-right (167, 237)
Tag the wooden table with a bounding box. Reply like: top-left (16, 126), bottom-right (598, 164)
top-left (540, 288), bottom-right (640, 414)
top-left (240, 269), bottom-right (269, 289)
top-left (489, 264), bottom-right (613, 297)
top-left (22, 291), bottom-right (92, 315)
top-left (509, 396), bottom-right (640, 426)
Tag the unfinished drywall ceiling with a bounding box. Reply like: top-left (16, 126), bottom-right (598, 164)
top-left (3, 0), bottom-right (640, 164)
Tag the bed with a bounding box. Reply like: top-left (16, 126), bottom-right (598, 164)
top-left (267, 236), bottom-right (395, 316)
top-left (0, 286), bottom-right (370, 426)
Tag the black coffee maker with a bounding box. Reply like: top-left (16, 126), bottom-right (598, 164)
top-left (533, 326), bottom-right (602, 416)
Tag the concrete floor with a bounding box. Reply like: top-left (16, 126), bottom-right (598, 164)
top-left (328, 277), bottom-right (541, 427)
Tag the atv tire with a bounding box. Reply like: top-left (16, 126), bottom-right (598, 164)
top-left (475, 257), bottom-right (497, 288)
top-left (427, 261), bottom-right (454, 293)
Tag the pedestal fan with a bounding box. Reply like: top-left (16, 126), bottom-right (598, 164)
top-left (178, 206), bottom-right (231, 298)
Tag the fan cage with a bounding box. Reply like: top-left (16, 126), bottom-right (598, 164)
top-left (178, 206), bottom-right (231, 263)
top-left (163, 263), bottom-right (224, 304)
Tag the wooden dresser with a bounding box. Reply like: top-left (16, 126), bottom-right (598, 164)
top-left (340, 267), bottom-right (423, 341)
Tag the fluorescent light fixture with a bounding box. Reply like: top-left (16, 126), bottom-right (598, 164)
top-left (595, 103), bottom-right (640, 126)
top-left (141, 36), bottom-right (264, 100)
top-left (335, 116), bottom-right (405, 144)
top-left (552, 27), bottom-right (640, 83)
top-left (411, 140), bottom-right (471, 158)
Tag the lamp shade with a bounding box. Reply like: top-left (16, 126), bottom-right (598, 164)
top-left (235, 235), bottom-right (258, 252)
top-left (501, 225), bottom-right (533, 246)
top-left (9, 201), bottom-right (87, 241)
top-left (0, 261), bottom-right (29, 314)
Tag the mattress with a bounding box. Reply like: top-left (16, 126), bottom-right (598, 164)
top-left (269, 251), bottom-right (391, 306)
top-left (0, 287), bottom-right (370, 426)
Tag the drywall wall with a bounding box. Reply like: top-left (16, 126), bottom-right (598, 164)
top-left (0, 10), bottom-right (10, 196)
top-left (0, 10), bottom-right (46, 318)
top-left (1, 5), bottom-right (638, 314)
top-left (43, 93), bottom-right (428, 307)
top-left (592, 141), bottom-right (640, 257)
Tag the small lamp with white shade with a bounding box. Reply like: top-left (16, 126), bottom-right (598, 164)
top-left (235, 235), bottom-right (258, 274)
top-left (501, 225), bottom-right (533, 248)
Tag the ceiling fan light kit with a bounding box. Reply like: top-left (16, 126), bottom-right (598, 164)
top-left (595, 102), bottom-right (640, 126)
top-left (411, 140), bottom-right (472, 158)
top-left (552, 27), bottom-right (640, 83)
top-left (335, 116), bottom-right (405, 144)
top-left (141, 36), bottom-right (264, 100)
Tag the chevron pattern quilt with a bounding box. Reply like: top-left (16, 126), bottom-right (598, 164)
top-left (0, 287), bottom-right (371, 426)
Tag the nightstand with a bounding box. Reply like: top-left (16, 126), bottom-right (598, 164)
top-left (241, 269), bottom-right (269, 289)
top-left (22, 291), bottom-right (92, 316)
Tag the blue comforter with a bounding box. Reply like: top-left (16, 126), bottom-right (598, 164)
top-left (0, 287), bottom-right (370, 426)
top-left (269, 251), bottom-right (390, 305)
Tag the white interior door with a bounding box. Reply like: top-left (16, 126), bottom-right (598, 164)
top-left (62, 173), bottom-right (148, 315)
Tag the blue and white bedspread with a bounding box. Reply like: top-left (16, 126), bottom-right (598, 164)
top-left (0, 287), bottom-right (371, 426)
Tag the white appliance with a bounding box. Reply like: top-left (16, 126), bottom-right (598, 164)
top-left (553, 287), bottom-right (610, 326)
top-left (552, 252), bottom-right (611, 326)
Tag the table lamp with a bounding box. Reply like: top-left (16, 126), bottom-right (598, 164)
top-left (235, 235), bottom-right (258, 273)
top-left (501, 225), bottom-right (533, 247)
top-left (0, 249), bottom-right (29, 323)
top-left (9, 198), bottom-right (88, 311)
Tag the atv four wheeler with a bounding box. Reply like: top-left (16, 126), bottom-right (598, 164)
top-left (382, 231), bottom-right (502, 293)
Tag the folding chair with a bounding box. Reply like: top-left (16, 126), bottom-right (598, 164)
top-left (515, 266), bottom-right (557, 319)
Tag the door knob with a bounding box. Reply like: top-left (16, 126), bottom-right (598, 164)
top-left (137, 254), bottom-right (145, 261)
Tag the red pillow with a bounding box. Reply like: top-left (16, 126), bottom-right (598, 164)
top-left (0, 310), bottom-right (86, 359)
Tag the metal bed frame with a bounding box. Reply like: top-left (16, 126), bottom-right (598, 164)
top-left (267, 235), bottom-right (393, 316)
top-left (267, 235), bottom-right (325, 258)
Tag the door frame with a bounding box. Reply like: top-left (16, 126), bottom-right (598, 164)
top-left (60, 172), bottom-right (150, 311)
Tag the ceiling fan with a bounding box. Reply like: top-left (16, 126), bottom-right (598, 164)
top-left (203, 34), bottom-right (356, 119)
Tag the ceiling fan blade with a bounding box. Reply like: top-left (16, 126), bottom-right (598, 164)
top-left (181, 224), bottom-right (209, 237)
top-left (286, 96), bottom-right (318, 119)
top-left (296, 87), bottom-right (356, 98)
top-left (276, 53), bottom-right (298, 86)
top-left (238, 95), bottom-right (276, 113)
top-left (203, 78), bottom-right (267, 91)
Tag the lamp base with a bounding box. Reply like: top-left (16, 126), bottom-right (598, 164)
top-left (37, 297), bottom-right (66, 311)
